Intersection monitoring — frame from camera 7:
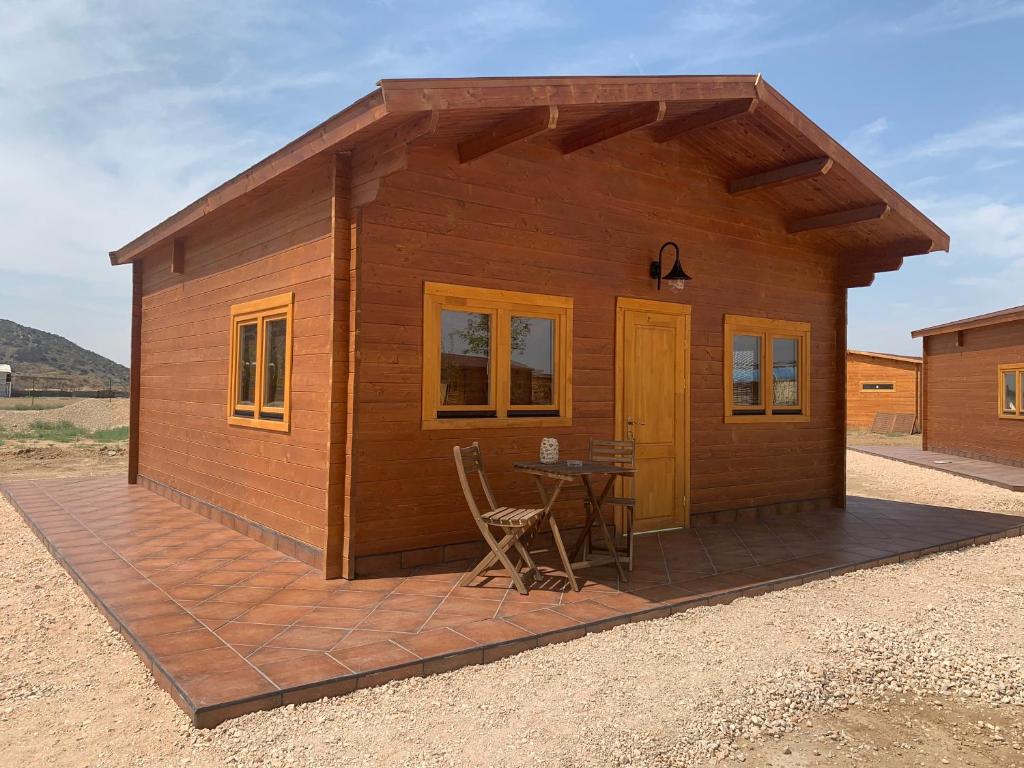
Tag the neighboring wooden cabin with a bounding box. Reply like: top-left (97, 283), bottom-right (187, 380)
top-left (913, 306), bottom-right (1024, 466)
top-left (845, 349), bottom-right (922, 430)
top-left (109, 76), bottom-right (948, 578)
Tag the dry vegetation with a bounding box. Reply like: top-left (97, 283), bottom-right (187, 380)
top-left (0, 398), bottom-right (128, 480)
top-left (1, 449), bottom-right (1023, 766)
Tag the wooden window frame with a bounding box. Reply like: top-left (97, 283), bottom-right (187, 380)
top-left (997, 364), bottom-right (1024, 420)
top-left (423, 282), bottom-right (572, 430)
top-left (227, 293), bottom-right (294, 433)
top-left (861, 381), bottom-right (896, 393)
top-left (723, 314), bottom-right (811, 424)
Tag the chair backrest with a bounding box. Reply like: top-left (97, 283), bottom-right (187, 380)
top-left (453, 442), bottom-right (499, 523)
top-left (589, 438), bottom-right (636, 468)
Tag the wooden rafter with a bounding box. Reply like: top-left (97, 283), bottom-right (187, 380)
top-left (561, 101), bottom-right (666, 155)
top-left (652, 98), bottom-right (755, 143)
top-left (787, 203), bottom-right (890, 234)
top-left (838, 239), bottom-right (932, 289)
top-left (458, 106), bottom-right (558, 163)
top-left (171, 237), bottom-right (186, 274)
top-left (729, 157), bottom-right (833, 195)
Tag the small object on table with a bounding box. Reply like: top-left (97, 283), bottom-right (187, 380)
top-left (539, 437), bottom-right (559, 464)
top-left (566, 459), bottom-right (583, 468)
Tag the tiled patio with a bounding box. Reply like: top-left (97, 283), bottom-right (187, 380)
top-left (3, 476), bottom-right (1023, 727)
top-left (852, 444), bottom-right (1024, 491)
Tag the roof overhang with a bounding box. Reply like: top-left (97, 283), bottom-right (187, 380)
top-left (847, 349), bottom-right (922, 365)
top-left (912, 305), bottom-right (1024, 338)
top-left (109, 75), bottom-right (950, 275)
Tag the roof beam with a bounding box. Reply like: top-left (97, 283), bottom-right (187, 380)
top-left (729, 157), bottom-right (833, 195)
top-left (561, 101), bottom-right (666, 155)
top-left (652, 98), bottom-right (755, 143)
top-left (458, 106), bottom-right (558, 163)
top-left (837, 238), bottom-right (932, 289)
top-left (787, 203), bottom-right (890, 235)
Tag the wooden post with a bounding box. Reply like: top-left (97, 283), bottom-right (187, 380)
top-left (835, 289), bottom-right (847, 509)
top-left (128, 259), bottom-right (143, 484)
top-left (325, 153), bottom-right (352, 579)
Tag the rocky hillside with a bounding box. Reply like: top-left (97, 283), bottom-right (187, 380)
top-left (0, 319), bottom-right (129, 391)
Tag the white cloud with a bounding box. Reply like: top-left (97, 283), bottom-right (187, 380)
top-left (909, 113), bottom-right (1024, 158)
top-left (917, 194), bottom-right (1024, 262)
top-left (892, 0), bottom-right (1024, 34)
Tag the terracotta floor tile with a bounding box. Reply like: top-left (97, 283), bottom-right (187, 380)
top-left (130, 612), bottom-right (206, 638)
top-left (268, 625), bottom-right (348, 651)
top-left (258, 652), bottom-right (351, 688)
top-left (319, 590), bottom-right (388, 609)
top-left (394, 628), bottom-right (477, 658)
top-left (378, 593), bottom-right (444, 613)
top-left (506, 608), bottom-right (581, 634)
top-left (392, 579), bottom-right (453, 597)
top-left (239, 571), bottom-right (303, 589)
top-left (266, 588), bottom-right (330, 607)
top-left (357, 609), bottom-right (430, 633)
top-left (212, 585), bottom-right (281, 605)
top-left (235, 603), bottom-right (312, 625)
top-left (552, 599), bottom-right (622, 623)
top-left (164, 583), bottom-right (226, 602)
top-left (144, 628), bottom-right (225, 657)
top-left (216, 621), bottom-right (289, 647)
top-left (295, 606), bottom-right (373, 629)
top-left (455, 618), bottom-right (531, 645)
top-left (434, 595), bottom-right (502, 619)
top-left (190, 601), bottom-right (251, 622)
top-left (329, 629), bottom-right (407, 651)
top-left (181, 667), bottom-right (279, 708)
top-left (160, 646), bottom-right (248, 682)
top-left (247, 646), bottom-right (322, 667)
top-left (330, 640), bottom-right (419, 673)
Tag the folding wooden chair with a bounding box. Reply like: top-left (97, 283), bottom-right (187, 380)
top-left (453, 442), bottom-right (567, 595)
top-left (584, 439), bottom-right (636, 571)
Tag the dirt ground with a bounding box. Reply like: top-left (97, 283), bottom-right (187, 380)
top-left (846, 429), bottom-right (922, 448)
top-left (1, 451), bottom-right (1023, 767)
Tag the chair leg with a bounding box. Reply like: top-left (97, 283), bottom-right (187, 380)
top-left (512, 537), bottom-right (540, 578)
top-left (547, 514), bottom-right (579, 592)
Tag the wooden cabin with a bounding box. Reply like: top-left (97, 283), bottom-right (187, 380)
top-left (845, 349), bottom-right (922, 430)
top-left (913, 306), bottom-right (1024, 466)
top-left (109, 76), bottom-right (949, 579)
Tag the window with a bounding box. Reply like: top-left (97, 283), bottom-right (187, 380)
top-left (998, 364), bottom-right (1024, 420)
top-left (423, 283), bottom-right (572, 429)
top-left (724, 315), bottom-right (810, 423)
top-left (228, 293), bottom-right (293, 432)
top-left (862, 382), bottom-right (895, 392)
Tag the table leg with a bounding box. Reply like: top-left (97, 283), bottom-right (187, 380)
top-left (581, 475), bottom-right (626, 583)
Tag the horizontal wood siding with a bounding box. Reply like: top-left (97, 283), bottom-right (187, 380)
top-left (924, 322), bottom-right (1024, 464)
top-left (137, 157), bottom-right (335, 551)
top-left (846, 355), bottom-right (920, 428)
top-left (351, 136), bottom-right (844, 558)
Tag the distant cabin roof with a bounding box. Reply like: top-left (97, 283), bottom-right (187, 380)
top-left (109, 75), bottom-right (949, 286)
top-left (912, 305), bottom-right (1024, 338)
top-left (847, 349), bottom-right (922, 365)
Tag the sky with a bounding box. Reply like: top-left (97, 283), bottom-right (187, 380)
top-left (1, 0), bottom-right (1022, 364)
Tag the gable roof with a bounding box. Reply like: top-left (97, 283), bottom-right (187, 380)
top-left (109, 75), bottom-right (949, 281)
top-left (912, 305), bottom-right (1024, 338)
top-left (847, 349), bottom-right (922, 365)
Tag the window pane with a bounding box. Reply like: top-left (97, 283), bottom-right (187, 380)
top-left (440, 310), bottom-right (491, 406)
top-left (1004, 371), bottom-right (1017, 413)
top-left (263, 318), bottom-right (287, 408)
top-left (732, 334), bottom-right (761, 406)
top-left (510, 316), bottom-right (554, 406)
top-left (236, 323), bottom-right (258, 408)
top-left (772, 337), bottom-right (799, 407)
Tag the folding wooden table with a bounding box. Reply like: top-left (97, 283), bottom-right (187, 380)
top-left (513, 460), bottom-right (634, 591)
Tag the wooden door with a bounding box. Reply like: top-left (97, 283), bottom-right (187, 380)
top-left (615, 297), bottom-right (690, 531)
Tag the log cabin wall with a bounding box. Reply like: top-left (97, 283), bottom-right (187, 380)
top-left (349, 134), bottom-right (846, 572)
top-left (135, 155), bottom-right (338, 569)
top-left (923, 322), bottom-right (1024, 465)
top-left (845, 354), bottom-right (921, 429)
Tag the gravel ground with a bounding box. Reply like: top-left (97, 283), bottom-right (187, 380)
top-left (0, 398), bottom-right (129, 432)
top-left (1, 451), bottom-right (1022, 767)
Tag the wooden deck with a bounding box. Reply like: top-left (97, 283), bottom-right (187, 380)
top-left (852, 445), bottom-right (1024, 491)
top-left (3, 476), bottom-right (1022, 727)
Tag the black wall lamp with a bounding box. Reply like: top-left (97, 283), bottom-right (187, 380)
top-left (650, 241), bottom-right (692, 291)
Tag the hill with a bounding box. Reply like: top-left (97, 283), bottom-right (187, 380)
top-left (0, 319), bottom-right (129, 391)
